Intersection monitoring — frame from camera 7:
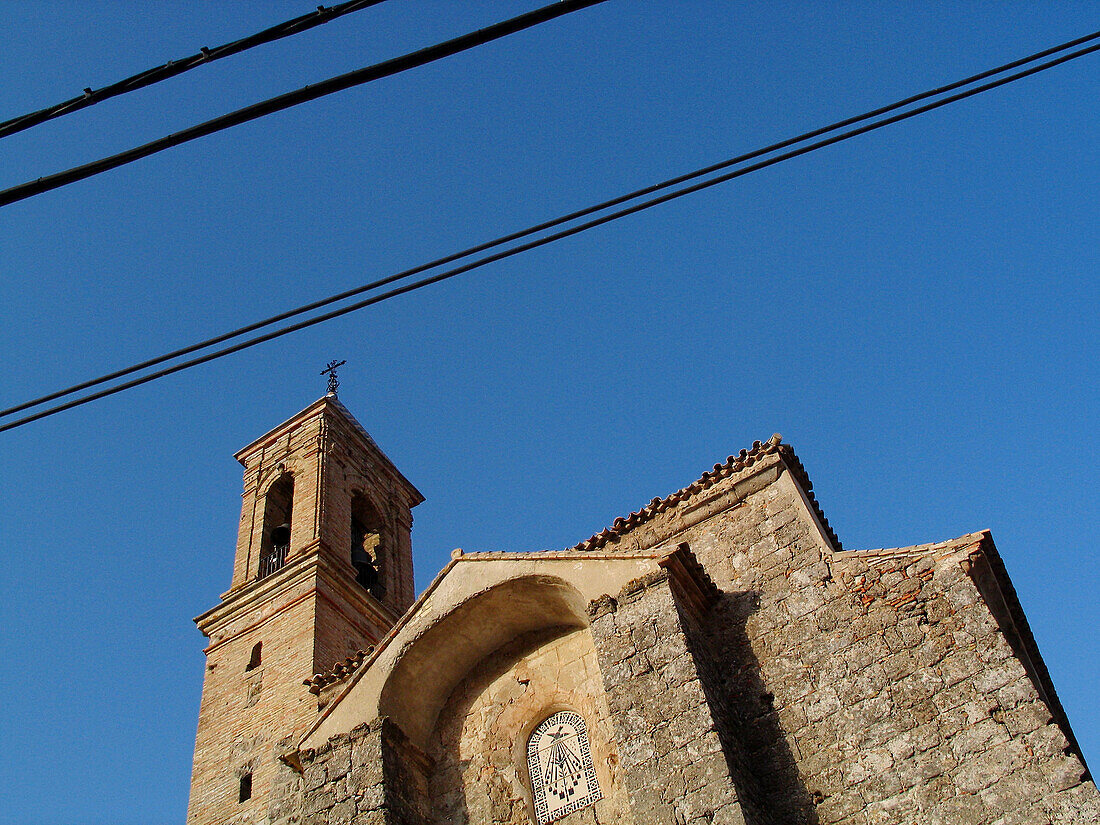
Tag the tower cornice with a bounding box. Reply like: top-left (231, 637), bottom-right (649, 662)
top-left (234, 395), bottom-right (423, 507)
top-left (195, 542), bottom-right (400, 645)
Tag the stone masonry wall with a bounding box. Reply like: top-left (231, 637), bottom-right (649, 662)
top-left (261, 455), bottom-right (1100, 825)
top-left (429, 625), bottom-right (631, 825)
top-left (282, 570), bottom-right (752, 825)
top-left (272, 718), bottom-right (432, 825)
top-left (669, 467), bottom-right (1100, 824)
top-left (588, 570), bottom-right (749, 825)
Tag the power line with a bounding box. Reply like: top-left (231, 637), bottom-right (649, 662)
top-left (5, 27), bottom-right (1098, 421)
top-left (3, 34), bottom-right (1098, 434)
top-left (0, 0), bottom-right (608, 208)
top-left (0, 0), bottom-right (390, 142)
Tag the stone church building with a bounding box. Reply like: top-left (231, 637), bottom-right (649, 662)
top-left (188, 394), bottom-right (1099, 824)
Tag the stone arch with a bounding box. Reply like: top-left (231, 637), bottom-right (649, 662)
top-left (373, 575), bottom-right (631, 824)
top-left (378, 575), bottom-right (590, 751)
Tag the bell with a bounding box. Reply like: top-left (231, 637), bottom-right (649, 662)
top-left (270, 523), bottom-right (291, 546)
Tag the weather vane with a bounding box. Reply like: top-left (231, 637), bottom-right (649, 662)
top-left (321, 359), bottom-right (346, 395)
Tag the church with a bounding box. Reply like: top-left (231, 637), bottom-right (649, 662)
top-left (187, 392), bottom-right (1099, 824)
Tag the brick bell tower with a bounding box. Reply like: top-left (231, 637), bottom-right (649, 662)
top-left (187, 391), bottom-right (423, 825)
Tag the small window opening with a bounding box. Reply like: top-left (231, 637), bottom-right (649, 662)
top-left (246, 642), bottom-right (262, 672)
top-left (350, 495), bottom-right (386, 601)
top-left (238, 772), bottom-right (252, 803)
top-left (259, 474), bottom-right (294, 579)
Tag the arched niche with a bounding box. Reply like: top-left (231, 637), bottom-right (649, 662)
top-left (427, 627), bottom-right (629, 825)
top-left (300, 555), bottom-right (665, 823)
top-left (378, 575), bottom-right (590, 752)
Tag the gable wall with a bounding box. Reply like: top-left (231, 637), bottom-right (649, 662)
top-left (666, 466), bottom-right (1100, 824)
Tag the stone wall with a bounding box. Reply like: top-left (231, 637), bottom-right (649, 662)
top-left (667, 466), bottom-right (1100, 824)
top-left (271, 719), bottom-right (431, 825)
top-left (261, 453), bottom-right (1100, 825)
top-left (429, 625), bottom-right (631, 824)
top-left (588, 570), bottom-right (750, 825)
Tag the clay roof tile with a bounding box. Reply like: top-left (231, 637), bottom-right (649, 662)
top-left (570, 434), bottom-right (840, 553)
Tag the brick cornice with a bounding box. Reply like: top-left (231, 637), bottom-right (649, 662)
top-left (196, 551), bottom-right (321, 637)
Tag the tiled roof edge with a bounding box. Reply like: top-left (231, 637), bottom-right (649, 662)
top-left (303, 648), bottom-right (374, 695)
top-left (776, 441), bottom-right (842, 551)
top-left (569, 435), bottom-right (842, 553)
top-left (838, 531), bottom-right (989, 561)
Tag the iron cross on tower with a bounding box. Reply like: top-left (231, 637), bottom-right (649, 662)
top-left (321, 359), bottom-right (346, 395)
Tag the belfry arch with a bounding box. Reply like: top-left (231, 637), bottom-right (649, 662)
top-left (258, 473), bottom-right (293, 578)
top-left (349, 492), bottom-right (387, 600)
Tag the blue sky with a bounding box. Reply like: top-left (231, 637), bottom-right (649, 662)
top-left (1, 2), bottom-right (1097, 822)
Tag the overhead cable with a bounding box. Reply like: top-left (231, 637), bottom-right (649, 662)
top-left (4, 26), bottom-right (1098, 421)
top-left (0, 0), bottom-right (391, 142)
top-left (3, 33), bottom-right (1099, 434)
top-left (0, 0), bottom-right (608, 208)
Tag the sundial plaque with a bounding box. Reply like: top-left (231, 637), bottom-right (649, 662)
top-left (527, 711), bottom-right (602, 824)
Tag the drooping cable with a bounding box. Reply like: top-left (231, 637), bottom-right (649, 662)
top-left (2, 34), bottom-right (1098, 434)
top-left (4, 27), bottom-right (1098, 421)
top-left (0, 1), bottom-right (390, 141)
top-left (0, 0), bottom-right (608, 208)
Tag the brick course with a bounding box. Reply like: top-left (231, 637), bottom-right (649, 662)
top-left (189, 396), bottom-right (421, 825)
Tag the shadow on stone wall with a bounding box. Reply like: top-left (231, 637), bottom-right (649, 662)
top-left (427, 626), bottom-right (577, 825)
top-left (681, 590), bottom-right (821, 825)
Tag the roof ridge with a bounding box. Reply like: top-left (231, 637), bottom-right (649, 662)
top-left (568, 435), bottom-right (841, 552)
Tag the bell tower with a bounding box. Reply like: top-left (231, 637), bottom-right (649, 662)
top-left (187, 393), bottom-right (423, 825)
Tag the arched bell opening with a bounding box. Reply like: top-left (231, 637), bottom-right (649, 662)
top-left (350, 493), bottom-right (386, 601)
top-left (258, 474), bottom-right (293, 579)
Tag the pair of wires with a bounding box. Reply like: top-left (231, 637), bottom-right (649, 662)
top-left (3, 26), bottom-right (1100, 433)
top-left (0, 0), bottom-right (608, 208)
top-left (0, 0), bottom-right (390, 142)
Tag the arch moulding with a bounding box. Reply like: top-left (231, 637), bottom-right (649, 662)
top-left (298, 550), bottom-right (673, 753)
